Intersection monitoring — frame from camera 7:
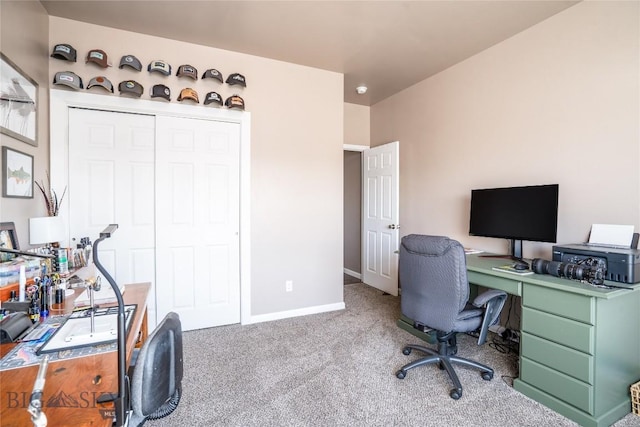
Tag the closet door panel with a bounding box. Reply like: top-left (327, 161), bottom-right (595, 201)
top-left (155, 116), bottom-right (241, 331)
top-left (68, 108), bottom-right (157, 325)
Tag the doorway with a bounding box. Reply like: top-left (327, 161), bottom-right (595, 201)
top-left (343, 142), bottom-right (401, 294)
top-left (343, 148), bottom-right (363, 284)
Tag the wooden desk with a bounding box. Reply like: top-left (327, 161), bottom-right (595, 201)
top-left (0, 282), bottom-right (150, 427)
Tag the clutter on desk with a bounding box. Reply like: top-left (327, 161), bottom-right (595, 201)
top-left (0, 257), bottom-right (40, 287)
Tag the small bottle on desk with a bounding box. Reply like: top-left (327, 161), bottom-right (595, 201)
top-left (40, 278), bottom-right (50, 319)
top-left (57, 248), bottom-right (69, 276)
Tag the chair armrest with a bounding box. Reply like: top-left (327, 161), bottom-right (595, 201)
top-left (472, 289), bottom-right (505, 308)
top-left (472, 290), bottom-right (507, 345)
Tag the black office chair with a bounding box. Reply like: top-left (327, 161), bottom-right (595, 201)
top-left (129, 311), bottom-right (184, 426)
top-left (395, 234), bottom-right (507, 400)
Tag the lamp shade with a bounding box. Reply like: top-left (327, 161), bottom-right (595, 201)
top-left (29, 216), bottom-right (66, 245)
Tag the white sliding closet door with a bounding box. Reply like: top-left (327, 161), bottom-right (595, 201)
top-left (155, 116), bottom-right (241, 330)
top-left (68, 108), bottom-right (157, 324)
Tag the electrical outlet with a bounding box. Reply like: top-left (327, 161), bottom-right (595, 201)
top-left (285, 280), bottom-right (293, 292)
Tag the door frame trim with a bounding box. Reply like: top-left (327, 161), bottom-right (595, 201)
top-left (50, 89), bottom-right (252, 326)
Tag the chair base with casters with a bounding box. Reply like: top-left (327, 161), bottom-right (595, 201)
top-left (396, 331), bottom-right (494, 400)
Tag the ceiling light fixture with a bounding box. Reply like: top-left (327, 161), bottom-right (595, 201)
top-left (356, 85), bottom-right (367, 95)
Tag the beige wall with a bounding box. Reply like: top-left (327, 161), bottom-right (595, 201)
top-left (371, 1), bottom-right (639, 259)
top-left (0, 0), bottom-right (50, 246)
top-left (46, 17), bottom-right (345, 316)
top-left (344, 102), bottom-right (370, 146)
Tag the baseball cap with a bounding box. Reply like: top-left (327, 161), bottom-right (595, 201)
top-left (51, 44), bottom-right (77, 62)
top-left (118, 80), bottom-right (144, 97)
top-left (119, 55), bottom-right (142, 71)
top-left (151, 84), bottom-right (171, 101)
top-left (87, 76), bottom-right (114, 93)
top-left (86, 49), bottom-right (111, 68)
top-left (176, 65), bottom-right (198, 80)
top-left (202, 68), bottom-right (223, 83)
top-left (226, 73), bottom-right (246, 87)
top-left (53, 71), bottom-right (83, 90)
top-left (177, 88), bottom-right (199, 103)
top-left (225, 95), bottom-right (245, 110)
top-left (148, 60), bottom-right (172, 76)
top-left (203, 91), bottom-right (223, 106)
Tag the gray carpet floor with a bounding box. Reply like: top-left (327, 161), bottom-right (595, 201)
top-left (148, 282), bottom-right (640, 426)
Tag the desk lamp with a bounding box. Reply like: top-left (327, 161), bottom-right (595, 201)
top-left (29, 217), bottom-right (65, 248)
top-left (92, 224), bottom-right (128, 427)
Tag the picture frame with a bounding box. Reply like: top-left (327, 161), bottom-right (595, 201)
top-left (2, 146), bottom-right (34, 198)
top-left (0, 221), bottom-right (19, 262)
top-left (0, 222), bottom-right (19, 250)
top-left (0, 52), bottom-right (38, 146)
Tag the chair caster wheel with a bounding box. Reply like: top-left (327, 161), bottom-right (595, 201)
top-left (450, 389), bottom-right (462, 400)
top-left (481, 371), bottom-right (493, 381)
top-left (402, 347), bottom-right (412, 356)
top-left (396, 370), bottom-right (406, 379)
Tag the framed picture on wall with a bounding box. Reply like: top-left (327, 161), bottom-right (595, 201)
top-left (0, 221), bottom-right (19, 261)
top-left (0, 52), bottom-right (38, 146)
top-left (2, 146), bottom-right (34, 198)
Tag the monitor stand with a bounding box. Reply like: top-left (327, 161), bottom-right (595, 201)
top-left (478, 239), bottom-right (524, 261)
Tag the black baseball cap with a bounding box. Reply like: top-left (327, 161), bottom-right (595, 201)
top-left (226, 73), bottom-right (246, 87)
top-left (51, 44), bottom-right (77, 62)
top-left (151, 84), bottom-right (171, 101)
top-left (204, 91), bottom-right (223, 106)
top-left (202, 68), bottom-right (224, 83)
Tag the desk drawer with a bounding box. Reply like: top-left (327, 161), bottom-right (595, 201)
top-left (522, 307), bottom-right (594, 354)
top-left (523, 284), bottom-right (594, 324)
top-left (467, 271), bottom-right (521, 295)
top-left (520, 358), bottom-right (594, 414)
top-left (521, 332), bottom-right (593, 384)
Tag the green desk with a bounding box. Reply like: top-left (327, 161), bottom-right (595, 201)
top-left (400, 254), bottom-right (640, 427)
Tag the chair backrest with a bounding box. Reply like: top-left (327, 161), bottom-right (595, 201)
top-left (399, 234), bottom-right (469, 333)
top-left (130, 311), bottom-right (184, 419)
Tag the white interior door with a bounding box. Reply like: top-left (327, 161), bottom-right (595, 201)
top-left (68, 108), bottom-right (157, 324)
top-left (362, 141), bottom-right (399, 296)
top-left (155, 116), bottom-right (241, 331)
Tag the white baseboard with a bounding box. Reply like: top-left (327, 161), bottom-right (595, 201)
top-left (243, 301), bottom-right (346, 325)
top-left (343, 268), bottom-right (361, 279)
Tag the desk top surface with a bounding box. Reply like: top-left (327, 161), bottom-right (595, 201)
top-left (466, 253), bottom-right (640, 298)
top-left (0, 282), bottom-right (150, 427)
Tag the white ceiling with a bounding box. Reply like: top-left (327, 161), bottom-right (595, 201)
top-left (40, 0), bottom-right (580, 106)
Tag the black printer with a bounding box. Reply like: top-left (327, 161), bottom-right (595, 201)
top-left (553, 243), bottom-right (640, 285)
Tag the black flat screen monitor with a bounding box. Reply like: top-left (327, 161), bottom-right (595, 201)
top-left (469, 184), bottom-right (559, 259)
